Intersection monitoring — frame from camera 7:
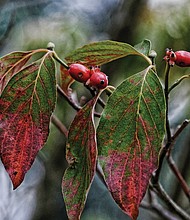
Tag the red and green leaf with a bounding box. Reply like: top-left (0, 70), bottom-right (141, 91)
top-left (60, 64), bottom-right (74, 94)
top-left (0, 51), bottom-right (33, 95)
top-left (60, 40), bottom-right (152, 92)
top-left (62, 95), bottom-right (98, 220)
top-left (0, 51), bottom-right (56, 189)
top-left (65, 40), bottom-right (152, 66)
top-left (97, 67), bottom-right (166, 219)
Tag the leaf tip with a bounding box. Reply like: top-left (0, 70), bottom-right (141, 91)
top-left (8, 169), bottom-right (25, 190)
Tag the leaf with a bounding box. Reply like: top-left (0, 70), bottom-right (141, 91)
top-left (134, 39), bottom-right (151, 56)
top-left (65, 40), bottom-right (152, 66)
top-left (60, 40), bottom-right (152, 92)
top-left (97, 67), bottom-right (165, 220)
top-left (0, 51), bottom-right (33, 95)
top-left (62, 95), bottom-right (98, 220)
top-left (0, 51), bottom-right (56, 189)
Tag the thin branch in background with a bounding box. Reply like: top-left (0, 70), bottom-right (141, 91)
top-left (172, 120), bottom-right (190, 141)
top-left (164, 119), bottom-right (190, 201)
top-left (51, 114), bottom-right (68, 138)
top-left (106, 85), bottom-right (115, 96)
top-left (166, 155), bottom-right (190, 202)
top-left (150, 182), bottom-right (190, 220)
top-left (141, 189), bottom-right (182, 220)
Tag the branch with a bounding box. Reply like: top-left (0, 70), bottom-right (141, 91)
top-left (57, 84), bottom-right (101, 117)
top-left (57, 84), bottom-right (82, 111)
top-left (84, 85), bottom-right (106, 108)
top-left (166, 155), bottom-right (190, 201)
top-left (152, 63), bottom-right (171, 184)
top-left (51, 114), bottom-right (68, 138)
top-left (164, 119), bottom-right (190, 201)
top-left (172, 120), bottom-right (190, 141)
top-left (141, 189), bottom-right (182, 220)
top-left (150, 182), bottom-right (190, 220)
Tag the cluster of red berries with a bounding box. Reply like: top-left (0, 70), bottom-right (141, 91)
top-left (164, 48), bottom-right (190, 67)
top-left (67, 63), bottom-right (108, 90)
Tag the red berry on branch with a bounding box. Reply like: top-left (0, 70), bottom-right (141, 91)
top-left (164, 48), bottom-right (190, 67)
top-left (174, 51), bottom-right (190, 67)
top-left (68, 63), bottom-right (91, 83)
top-left (86, 70), bottom-right (108, 90)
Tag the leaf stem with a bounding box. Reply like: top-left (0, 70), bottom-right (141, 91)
top-left (52, 51), bottom-right (69, 69)
top-left (165, 119), bottom-right (190, 201)
top-left (172, 119), bottom-right (190, 140)
top-left (106, 85), bottom-right (115, 95)
top-left (151, 61), bottom-right (190, 204)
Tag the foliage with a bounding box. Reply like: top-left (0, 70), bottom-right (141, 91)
top-left (0, 39), bottom-right (190, 220)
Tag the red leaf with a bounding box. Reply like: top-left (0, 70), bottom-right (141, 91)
top-left (0, 52), bottom-right (56, 189)
top-left (62, 96), bottom-right (98, 220)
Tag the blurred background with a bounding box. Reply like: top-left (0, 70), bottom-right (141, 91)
top-left (0, 0), bottom-right (190, 219)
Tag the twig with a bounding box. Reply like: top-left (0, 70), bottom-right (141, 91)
top-left (84, 85), bottom-right (106, 108)
top-left (152, 63), bottom-right (171, 184)
top-left (57, 84), bottom-right (101, 117)
top-left (164, 119), bottom-right (190, 201)
top-left (150, 182), bottom-right (190, 220)
top-left (141, 189), bottom-right (182, 220)
top-left (172, 120), bottom-right (190, 141)
top-left (57, 84), bottom-right (82, 111)
top-left (51, 114), bottom-right (68, 138)
top-left (166, 155), bottom-right (190, 201)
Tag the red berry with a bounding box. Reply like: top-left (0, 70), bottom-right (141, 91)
top-left (174, 51), bottom-right (190, 67)
top-left (164, 49), bottom-right (190, 67)
top-left (86, 70), bottom-right (108, 90)
top-left (68, 63), bottom-right (91, 83)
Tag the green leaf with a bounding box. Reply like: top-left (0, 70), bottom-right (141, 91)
top-left (62, 96), bottom-right (98, 220)
top-left (134, 39), bottom-right (151, 56)
top-left (0, 51), bottom-right (33, 95)
top-left (97, 67), bottom-right (165, 220)
top-left (0, 51), bottom-right (56, 189)
top-left (65, 40), bottom-right (152, 66)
